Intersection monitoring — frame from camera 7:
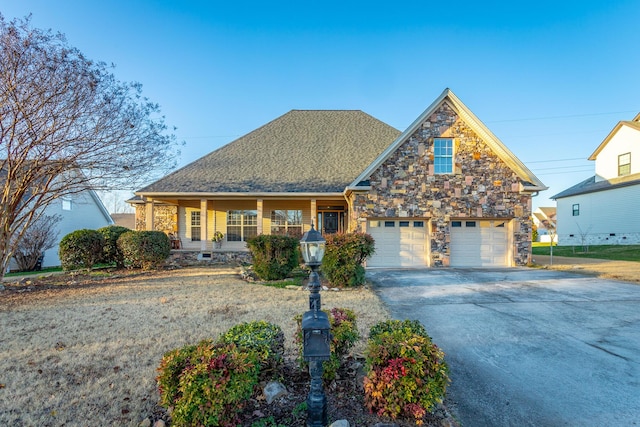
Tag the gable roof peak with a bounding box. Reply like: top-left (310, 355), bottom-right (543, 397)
top-left (348, 88), bottom-right (546, 192)
top-left (588, 113), bottom-right (640, 160)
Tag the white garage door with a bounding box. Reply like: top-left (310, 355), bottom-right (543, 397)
top-left (367, 220), bottom-right (428, 267)
top-left (450, 220), bottom-right (509, 267)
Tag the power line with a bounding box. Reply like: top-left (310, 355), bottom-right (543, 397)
top-left (525, 157), bottom-right (586, 164)
top-left (486, 110), bottom-right (638, 124)
top-left (535, 169), bottom-right (593, 176)
top-left (531, 164), bottom-right (593, 172)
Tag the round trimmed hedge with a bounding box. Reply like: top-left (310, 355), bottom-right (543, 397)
top-left (117, 230), bottom-right (170, 270)
top-left (59, 229), bottom-right (104, 271)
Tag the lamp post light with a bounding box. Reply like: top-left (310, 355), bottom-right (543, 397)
top-left (299, 223), bottom-right (331, 427)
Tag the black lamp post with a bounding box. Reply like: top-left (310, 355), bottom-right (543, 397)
top-left (299, 223), bottom-right (331, 427)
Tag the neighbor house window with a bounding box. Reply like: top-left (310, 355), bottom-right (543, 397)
top-left (227, 210), bottom-right (257, 242)
top-left (271, 209), bottom-right (303, 237)
top-left (618, 152), bottom-right (631, 176)
top-left (190, 211), bottom-right (201, 241)
top-left (572, 204), bottom-right (580, 216)
top-left (62, 198), bottom-right (72, 211)
top-left (434, 138), bottom-right (453, 174)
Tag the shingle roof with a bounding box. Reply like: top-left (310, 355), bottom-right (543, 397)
top-left (551, 173), bottom-right (640, 199)
top-left (137, 110), bottom-right (400, 195)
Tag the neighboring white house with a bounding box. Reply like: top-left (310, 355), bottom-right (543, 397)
top-left (9, 189), bottom-right (114, 270)
top-left (552, 113), bottom-right (640, 245)
top-left (532, 207), bottom-right (557, 243)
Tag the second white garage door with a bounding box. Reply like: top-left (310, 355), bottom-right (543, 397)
top-left (366, 219), bottom-right (428, 267)
top-left (450, 220), bottom-right (509, 267)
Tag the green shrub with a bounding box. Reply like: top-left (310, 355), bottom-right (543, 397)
top-left (321, 233), bottom-right (375, 287)
top-left (58, 229), bottom-right (104, 271)
top-left (295, 307), bottom-right (360, 381)
top-left (156, 341), bottom-right (199, 409)
top-left (97, 225), bottom-right (130, 268)
top-left (117, 230), bottom-right (170, 269)
top-left (219, 320), bottom-right (285, 376)
top-left (368, 319), bottom-right (428, 341)
top-left (157, 340), bottom-right (260, 427)
top-left (247, 234), bottom-right (300, 280)
top-left (364, 321), bottom-right (450, 424)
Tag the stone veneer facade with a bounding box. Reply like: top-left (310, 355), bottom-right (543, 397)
top-left (349, 102), bottom-right (533, 267)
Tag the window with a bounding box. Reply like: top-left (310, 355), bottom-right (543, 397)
top-left (227, 210), bottom-right (257, 242)
top-left (271, 209), bottom-right (303, 237)
top-left (466, 221), bottom-right (476, 227)
top-left (190, 211), bottom-right (201, 241)
top-left (62, 198), bottom-right (72, 211)
top-left (414, 221), bottom-right (424, 227)
top-left (451, 221), bottom-right (462, 227)
top-left (572, 204), bottom-right (580, 216)
top-left (618, 153), bottom-right (631, 176)
top-left (384, 221), bottom-right (395, 227)
top-left (434, 138), bottom-right (453, 174)
top-left (399, 221), bottom-right (410, 227)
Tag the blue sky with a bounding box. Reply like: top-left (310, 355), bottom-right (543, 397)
top-left (3, 1), bottom-right (639, 212)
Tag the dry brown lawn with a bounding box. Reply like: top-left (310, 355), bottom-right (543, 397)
top-left (0, 267), bottom-right (390, 426)
top-left (532, 255), bottom-right (640, 284)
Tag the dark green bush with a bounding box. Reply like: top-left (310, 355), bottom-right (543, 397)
top-left (364, 320), bottom-right (450, 424)
top-left (295, 307), bottom-right (360, 381)
top-left (117, 230), bottom-right (170, 270)
top-left (219, 320), bottom-right (285, 376)
top-left (321, 233), bottom-right (375, 287)
top-left (58, 229), bottom-right (104, 271)
top-left (97, 225), bottom-right (130, 268)
top-left (157, 340), bottom-right (260, 427)
top-left (247, 234), bottom-right (300, 280)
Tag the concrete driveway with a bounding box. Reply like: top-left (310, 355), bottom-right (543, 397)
top-left (366, 268), bottom-right (640, 427)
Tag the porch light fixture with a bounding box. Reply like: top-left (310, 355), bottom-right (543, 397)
top-left (299, 222), bottom-right (331, 427)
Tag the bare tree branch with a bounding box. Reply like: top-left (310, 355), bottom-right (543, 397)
top-left (0, 14), bottom-right (182, 277)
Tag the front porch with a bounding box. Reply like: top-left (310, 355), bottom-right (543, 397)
top-left (134, 196), bottom-right (350, 253)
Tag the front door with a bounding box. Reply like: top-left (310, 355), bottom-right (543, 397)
top-left (323, 212), bottom-right (339, 234)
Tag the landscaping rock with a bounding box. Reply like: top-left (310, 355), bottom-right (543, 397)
top-left (138, 418), bottom-right (151, 427)
top-left (263, 381), bottom-right (288, 404)
top-left (329, 420), bottom-right (350, 427)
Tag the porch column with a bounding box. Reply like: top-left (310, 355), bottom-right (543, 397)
top-left (257, 199), bottom-right (264, 235)
top-left (145, 198), bottom-right (155, 231)
top-left (310, 199), bottom-right (317, 231)
top-left (200, 199), bottom-right (208, 251)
